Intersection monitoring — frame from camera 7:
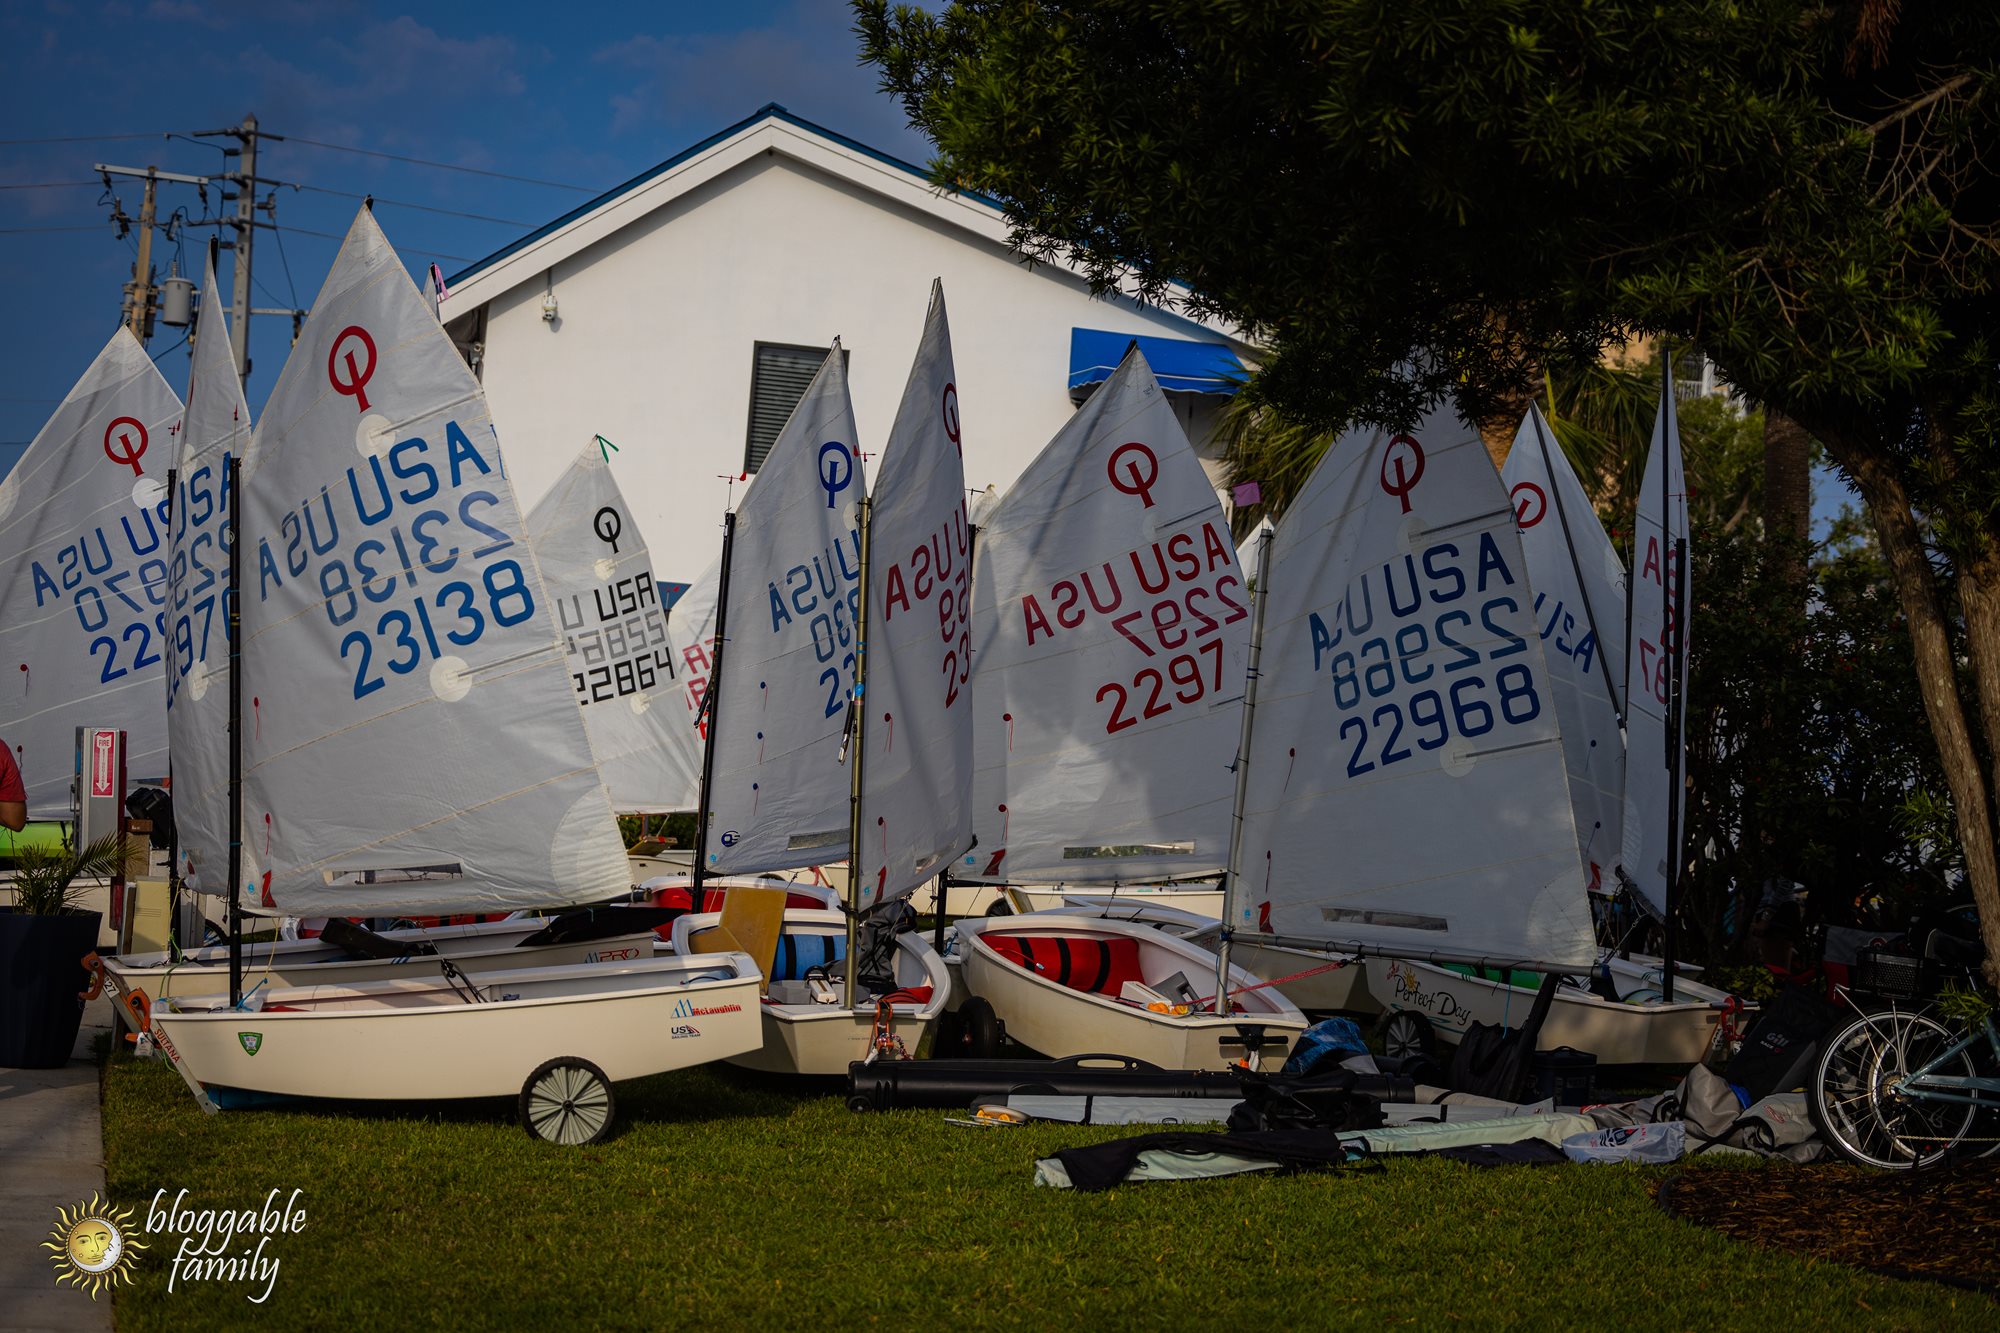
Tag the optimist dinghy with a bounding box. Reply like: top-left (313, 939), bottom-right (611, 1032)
top-left (100, 914), bottom-right (657, 1010)
top-left (133, 206), bottom-right (757, 1140)
top-left (1217, 393), bottom-right (1739, 1068)
top-left (951, 347), bottom-right (1278, 1063)
top-left (685, 284), bottom-right (977, 1074)
top-left (956, 914), bottom-right (1305, 1070)
top-left (673, 908), bottom-right (948, 1074)
top-left (149, 953), bottom-right (762, 1143)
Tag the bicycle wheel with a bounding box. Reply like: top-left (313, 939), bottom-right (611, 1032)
top-left (1809, 1010), bottom-right (1978, 1169)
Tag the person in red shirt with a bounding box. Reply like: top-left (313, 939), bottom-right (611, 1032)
top-left (0, 740), bottom-right (24, 832)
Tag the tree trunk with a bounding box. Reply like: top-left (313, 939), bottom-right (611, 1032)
top-left (1762, 409), bottom-right (1813, 546)
top-left (1822, 435), bottom-right (2000, 988)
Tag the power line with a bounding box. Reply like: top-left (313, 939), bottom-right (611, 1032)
top-left (0, 224), bottom-right (109, 234)
top-left (278, 134), bottom-right (593, 193)
top-left (0, 181), bottom-right (98, 190)
top-left (266, 221), bottom-right (477, 264)
top-left (0, 133), bottom-right (164, 146)
top-left (290, 183), bottom-right (530, 228)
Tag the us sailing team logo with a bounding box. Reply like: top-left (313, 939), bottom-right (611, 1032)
top-left (44, 1193), bottom-right (146, 1299)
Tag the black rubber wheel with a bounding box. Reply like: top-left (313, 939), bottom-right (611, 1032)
top-left (519, 1056), bottom-right (616, 1146)
top-left (1376, 1010), bottom-right (1436, 1064)
top-left (930, 1007), bottom-right (966, 1057)
top-left (959, 997), bottom-right (1003, 1059)
top-left (984, 900), bottom-right (1013, 917)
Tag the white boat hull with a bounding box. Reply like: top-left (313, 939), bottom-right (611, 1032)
top-left (958, 915), bottom-right (1307, 1071)
top-left (1214, 939), bottom-right (1375, 1014)
top-left (1369, 956), bottom-right (1737, 1065)
top-left (149, 954), bottom-right (763, 1101)
top-left (102, 919), bottom-right (656, 1006)
top-left (672, 909), bottom-right (948, 1076)
top-left (1008, 883), bottom-right (1224, 919)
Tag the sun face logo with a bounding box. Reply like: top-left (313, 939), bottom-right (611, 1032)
top-left (44, 1194), bottom-right (146, 1299)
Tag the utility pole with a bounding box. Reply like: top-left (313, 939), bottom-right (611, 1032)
top-left (98, 164), bottom-right (210, 344)
top-left (198, 114), bottom-right (281, 391)
top-left (230, 115), bottom-right (257, 390)
top-left (122, 172), bottom-right (158, 342)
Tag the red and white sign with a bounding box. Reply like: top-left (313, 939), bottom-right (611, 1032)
top-left (90, 729), bottom-right (118, 798)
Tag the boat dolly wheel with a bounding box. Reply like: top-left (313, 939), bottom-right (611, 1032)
top-left (1376, 1010), bottom-right (1436, 1063)
top-left (520, 1056), bottom-right (616, 1146)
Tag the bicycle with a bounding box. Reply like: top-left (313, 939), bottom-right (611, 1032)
top-left (1808, 926), bottom-right (2000, 1169)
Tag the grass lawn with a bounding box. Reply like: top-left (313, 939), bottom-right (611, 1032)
top-left (101, 1052), bottom-right (1993, 1330)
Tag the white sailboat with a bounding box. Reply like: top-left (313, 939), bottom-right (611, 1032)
top-left (142, 207), bottom-right (761, 1140)
top-left (681, 284), bottom-right (969, 1074)
top-left (1221, 402), bottom-right (1732, 1064)
top-left (1500, 405), bottom-right (1627, 896)
top-left (526, 442), bottom-right (697, 813)
top-left (962, 346), bottom-right (1249, 888)
top-left (1620, 371), bottom-right (1692, 924)
top-left (0, 327), bottom-right (181, 816)
top-left (160, 254), bottom-right (244, 902)
top-left (952, 347), bottom-right (1308, 1065)
top-left (699, 343), bottom-right (867, 879)
top-left (108, 257), bottom-right (658, 1012)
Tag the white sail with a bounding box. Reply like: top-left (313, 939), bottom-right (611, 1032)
top-left (1500, 406), bottom-right (1628, 894)
top-left (163, 258), bottom-right (249, 888)
top-left (1235, 409), bottom-right (1595, 968)
top-left (239, 206), bottom-right (626, 916)
top-left (855, 282), bottom-right (974, 906)
top-left (526, 444), bottom-right (694, 812)
top-left (0, 327), bottom-right (180, 817)
top-left (967, 349), bottom-right (1248, 883)
top-left (659, 551), bottom-right (721, 811)
top-left (701, 346), bottom-right (867, 875)
top-left (1618, 376), bottom-right (1691, 918)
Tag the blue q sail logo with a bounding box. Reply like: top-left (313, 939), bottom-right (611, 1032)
top-left (816, 441), bottom-right (853, 510)
top-left (719, 830), bottom-right (740, 847)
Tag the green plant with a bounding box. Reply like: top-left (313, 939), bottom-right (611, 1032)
top-left (1934, 979), bottom-right (1995, 1029)
top-left (1704, 965), bottom-right (1783, 1005)
top-left (9, 831), bottom-right (127, 916)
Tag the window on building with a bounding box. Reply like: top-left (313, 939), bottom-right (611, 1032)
top-left (744, 342), bottom-right (841, 473)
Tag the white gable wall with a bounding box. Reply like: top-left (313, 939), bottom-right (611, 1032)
top-left (469, 151), bottom-right (1237, 584)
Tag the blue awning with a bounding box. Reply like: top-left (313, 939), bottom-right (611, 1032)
top-left (1068, 328), bottom-right (1246, 399)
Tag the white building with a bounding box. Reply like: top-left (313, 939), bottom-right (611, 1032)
top-left (440, 104), bottom-right (1253, 589)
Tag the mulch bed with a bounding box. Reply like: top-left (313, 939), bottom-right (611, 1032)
top-left (1656, 1160), bottom-right (2000, 1295)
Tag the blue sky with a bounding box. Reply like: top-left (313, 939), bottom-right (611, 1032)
top-left (0, 0), bottom-right (932, 463)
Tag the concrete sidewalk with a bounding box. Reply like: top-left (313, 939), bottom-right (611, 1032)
top-left (0, 995), bottom-right (116, 1333)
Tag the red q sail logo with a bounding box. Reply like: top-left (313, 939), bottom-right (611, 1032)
top-left (327, 325), bottom-right (378, 413)
top-left (1107, 442), bottom-right (1159, 509)
top-left (102, 416), bottom-right (148, 476)
top-left (1510, 481), bottom-right (1548, 529)
top-left (941, 382), bottom-right (961, 457)
top-left (1380, 434), bottom-right (1425, 514)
